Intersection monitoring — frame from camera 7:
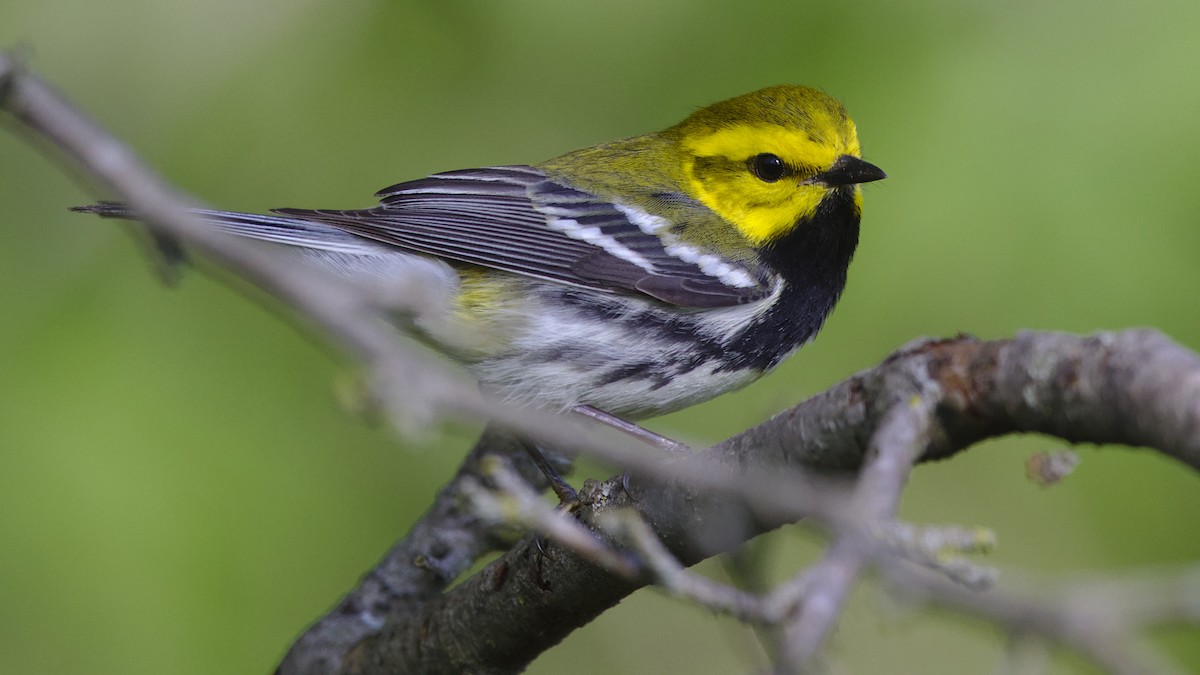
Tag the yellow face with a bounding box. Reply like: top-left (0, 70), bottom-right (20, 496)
top-left (676, 86), bottom-right (865, 246)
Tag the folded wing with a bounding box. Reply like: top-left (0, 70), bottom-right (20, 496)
top-left (273, 165), bottom-right (769, 308)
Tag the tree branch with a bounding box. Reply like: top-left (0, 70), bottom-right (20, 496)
top-left (336, 330), bottom-right (1200, 674)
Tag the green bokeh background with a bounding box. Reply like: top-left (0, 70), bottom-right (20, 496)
top-left (3, 2), bottom-right (1199, 673)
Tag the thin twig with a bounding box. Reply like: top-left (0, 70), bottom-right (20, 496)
top-left (883, 563), bottom-right (1200, 675)
top-left (468, 459), bottom-right (640, 578)
top-left (777, 392), bottom-right (937, 671)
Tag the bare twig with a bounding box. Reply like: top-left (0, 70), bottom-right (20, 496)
top-left (777, 392), bottom-right (936, 671)
top-left (883, 563), bottom-right (1200, 675)
top-left (468, 459), bottom-right (640, 579)
top-left (873, 521), bottom-right (997, 589)
top-left (602, 508), bottom-right (772, 622)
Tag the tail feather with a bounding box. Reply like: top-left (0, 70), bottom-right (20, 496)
top-left (70, 201), bottom-right (386, 256)
top-left (69, 201), bottom-right (135, 218)
top-left (71, 202), bottom-right (189, 277)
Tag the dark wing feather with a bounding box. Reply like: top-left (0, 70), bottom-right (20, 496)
top-left (274, 165), bottom-right (770, 308)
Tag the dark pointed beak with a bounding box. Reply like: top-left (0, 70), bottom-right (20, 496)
top-left (808, 155), bottom-right (887, 187)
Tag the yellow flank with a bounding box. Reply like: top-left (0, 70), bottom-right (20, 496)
top-left (453, 267), bottom-right (504, 320)
top-left (679, 114), bottom-right (864, 246)
top-left (413, 266), bottom-right (520, 360)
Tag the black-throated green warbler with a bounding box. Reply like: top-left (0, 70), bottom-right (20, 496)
top-left (77, 85), bottom-right (885, 426)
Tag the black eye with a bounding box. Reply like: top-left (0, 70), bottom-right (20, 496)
top-left (748, 153), bottom-right (787, 182)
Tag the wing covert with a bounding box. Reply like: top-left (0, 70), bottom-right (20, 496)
top-left (274, 165), bottom-right (770, 308)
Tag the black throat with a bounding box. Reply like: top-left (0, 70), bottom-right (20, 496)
top-left (722, 188), bottom-right (861, 370)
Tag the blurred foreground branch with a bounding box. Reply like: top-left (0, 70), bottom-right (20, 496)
top-left (4, 52), bottom-right (1197, 675)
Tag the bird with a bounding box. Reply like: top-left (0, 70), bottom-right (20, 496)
top-left (74, 84), bottom-right (885, 475)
